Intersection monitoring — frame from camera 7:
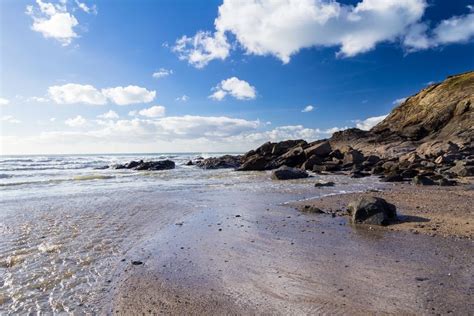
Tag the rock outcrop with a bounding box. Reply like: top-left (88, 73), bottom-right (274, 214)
top-left (114, 160), bottom-right (175, 171)
top-left (271, 166), bottom-right (309, 180)
top-left (197, 71), bottom-right (473, 183)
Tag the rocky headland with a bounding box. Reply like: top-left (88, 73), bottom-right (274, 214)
top-left (196, 71), bottom-right (473, 186)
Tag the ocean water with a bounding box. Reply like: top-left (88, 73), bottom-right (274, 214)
top-left (0, 153), bottom-right (384, 314)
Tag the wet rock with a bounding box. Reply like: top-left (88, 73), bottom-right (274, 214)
top-left (348, 197), bottom-right (397, 226)
top-left (350, 171), bottom-right (370, 178)
top-left (196, 155), bottom-right (241, 169)
top-left (271, 166), bottom-right (308, 180)
top-left (400, 168), bottom-right (418, 179)
top-left (185, 160), bottom-right (194, 166)
top-left (314, 181), bottom-right (335, 187)
top-left (437, 177), bottom-right (457, 186)
top-left (381, 173), bottom-right (404, 182)
top-left (131, 260), bottom-right (143, 265)
top-left (238, 154), bottom-right (268, 171)
top-left (134, 160), bottom-right (175, 171)
top-left (412, 175), bottom-right (436, 185)
top-left (94, 165), bottom-right (109, 170)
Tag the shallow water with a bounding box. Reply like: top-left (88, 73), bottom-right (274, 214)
top-left (0, 153), bottom-right (384, 314)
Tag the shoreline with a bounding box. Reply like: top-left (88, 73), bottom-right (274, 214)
top-left (108, 180), bottom-right (474, 315)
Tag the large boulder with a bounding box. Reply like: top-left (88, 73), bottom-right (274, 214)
top-left (272, 146), bottom-right (306, 168)
top-left (304, 141), bottom-right (332, 158)
top-left (448, 160), bottom-right (474, 177)
top-left (196, 155), bottom-right (241, 169)
top-left (238, 154), bottom-right (268, 171)
top-left (301, 154), bottom-right (324, 170)
top-left (348, 197), bottom-right (397, 226)
top-left (134, 160), bottom-right (175, 171)
top-left (271, 166), bottom-right (309, 180)
top-left (342, 149), bottom-right (364, 166)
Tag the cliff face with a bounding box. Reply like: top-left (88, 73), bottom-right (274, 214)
top-left (372, 71), bottom-right (473, 145)
top-left (330, 71), bottom-right (473, 157)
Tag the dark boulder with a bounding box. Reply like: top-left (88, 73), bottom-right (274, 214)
top-left (348, 197), bottom-right (397, 226)
top-left (412, 175), bottom-right (436, 185)
top-left (304, 141), bottom-right (332, 158)
top-left (381, 173), bottom-right (404, 182)
top-left (134, 160), bottom-right (175, 171)
top-left (314, 181), bottom-right (335, 187)
top-left (273, 146), bottom-right (306, 168)
top-left (272, 140), bottom-right (307, 156)
top-left (342, 149), bottom-right (364, 166)
top-left (238, 154), bottom-right (268, 171)
top-left (301, 155), bottom-right (324, 170)
top-left (185, 160), bottom-right (194, 166)
top-left (448, 161), bottom-right (474, 177)
top-left (271, 166), bottom-right (309, 180)
top-left (196, 155), bottom-right (241, 169)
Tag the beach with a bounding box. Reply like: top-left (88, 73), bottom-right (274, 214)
top-left (109, 181), bottom-right (473, 315)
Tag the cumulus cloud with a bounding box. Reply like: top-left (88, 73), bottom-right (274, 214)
top-left (173, 31), bottom-right (230, 68)
top-left (74, 0), bottom-right (97, 14)
top-left (355, 114), bottom-right (388, 131)
top-left (1, 115), bottom-right (21, 124)
top-left (65, 115), bottom-right (86, 127)
top-left (27, 96), bottom-right (49, 103)
top-left (302, 105), bottom-right (314, 113)
top-left (48, 83), bottom-right (156, 105)
top-left (138, 105), bottom-right (166, 118)
top-left (175, 0), bottom-right (474, 67)
top-left (0, 98), bottom-right (10, 106)
top-left (152, 68), bottom-right (173, 79)
top-left (209, 77), bottom-right (256, 101)
top-left (175, 95), bottom-right (189, 102)
top-left (97, 110), bottom-right (119, 119)
top-left (405, 6), bottom-right (474, 51)
top-left (25, 0), bottom-right (95, 46)
top-left (102, 86), bottom-right (156, 106)
top-left (48, 83), bottom-right (107, 105)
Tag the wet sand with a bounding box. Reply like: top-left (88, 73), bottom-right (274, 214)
top-left (109, 184), bottom-right (474, 315)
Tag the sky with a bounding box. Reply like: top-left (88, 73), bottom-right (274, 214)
top-left (0, 0), bottom-right (473, 155)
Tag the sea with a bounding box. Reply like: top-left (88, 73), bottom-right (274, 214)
top-left (0, 153), bottom-right (384, 313)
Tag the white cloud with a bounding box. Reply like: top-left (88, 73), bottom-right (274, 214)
top-left (74, 0), bottom-right (97, 14)
top-left (48, 83), bottom-right (107, 105)
top-left (210, 77), bottom-right (256, 101)
top-left (392, 97), bottom-right (407, 105)
top-left (50, 117), bottom-right (56, 122)
top-left (175, 0), bottom-right (474, 67)
top-left (47, 83), bottom-right (156, 105)
top-left (152, 68), bottom-right (173, 79)
top-left (102, 85), bottom-right (156, 106)
top-left (27, 96), bottom-right (49, 103)
top-left (1, 115), bottom-right (21, 124)
top-left (405, 6), bottom-right (474, 51)
top-left (128, 110), bottom-right (137, 116)
top-left (173, 31), bottom-right (231, 68)
top-left (0, 98), bottom-right (10, 106)
top-left (65, 115), bottom-right (86, 127)
top-left (302, 105), bottom-right (314, 113)
top-left (26, 0), bottom-right (79, 46)
top-left (97, 110), bottom-right (119, 119)
top-left (175, 95), bottom-right (189, 102)
top-left (138, 105), bottom-right (166, 118)
top-left (355, 115), bottom-right (388, 131)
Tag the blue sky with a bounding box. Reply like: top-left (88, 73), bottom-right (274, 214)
top-left (1, 0), bottom-right (473, 154)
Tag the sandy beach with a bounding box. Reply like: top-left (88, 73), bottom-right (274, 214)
top-left (109, 181), bottom-right (474, 315)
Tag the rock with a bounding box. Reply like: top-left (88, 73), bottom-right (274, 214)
top-left (399, 152), bottom-right (421, 164)
top-left (314, 181), bottom-right (335, 187)
top-left (448, 161), bottom-right (474, 177)
top-left (131, 260), bottom-right (143, 265)
top-left (350, 171), bottom-right (370, 178)
top-left (273, 146), bottom-right (307, 168)
top-left (381, 173), bottom-right (404, 182)
top-left (382, 161), bottom-right (399, 172)
top-left (417, 141), bottom-right (460, 159)
top-left (125, 160), bottom-right (142, 169)
top-left (271, 140), bottom-right (307, 156)
top-left (300, 205), bottom-right (325, 214)
top-left (329, 149), bottom-right (344, 160)
top-left (412, 175), bottom-right (436, 185)
top-left (348, 197), bottom-right (397, 226)
top-left (437, 177), bottom-right (457, 186)
top-left (185, 160), bottom-right (194, 166)
top-left (94, 165), bottom-right (109, 170)
top-left (364, 155), bottom-right (381, 165)
top-left (271, 166), bottom-right (308, 180)
top-left (238, 154), bottom-right (268, 171)
top-left (304, 141), bottom-right (332, 158)
top-left (371, 165), bottom-right (384, 175)
top-left (134, 160), bottom-right (175, 171)
top-left (342, 149), bottom-right (364, 166)
top-left (400, 168), bottom-right (418, 178)
top-left (196, 155), bottom-right (241, 169)
top-left (301, 155), bottom-right (324, 170)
